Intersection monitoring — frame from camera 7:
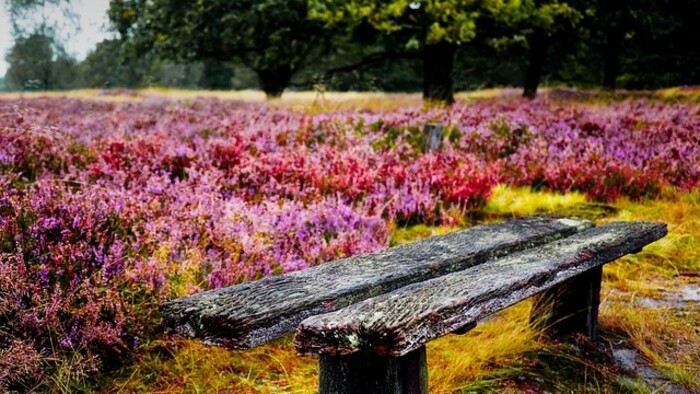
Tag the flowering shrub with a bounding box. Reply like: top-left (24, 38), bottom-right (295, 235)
top-left (0, 96), bottom-right (698, 388)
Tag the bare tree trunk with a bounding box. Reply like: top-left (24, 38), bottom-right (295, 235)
top-left (423, 42), bottom-right (457, 105)
top-left (256, 67), bottom-right (293, 99)
top-left (602, 26), bottom-right (624, 90)
top-left (523, 29), bottom-right (548, 99)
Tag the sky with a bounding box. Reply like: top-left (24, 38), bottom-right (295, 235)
top-left (0, 0), bottom-right (112, 76)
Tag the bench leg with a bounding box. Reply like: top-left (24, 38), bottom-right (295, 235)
top-left (318, 345), bottom-right (428, 394)
top-left (530, 265), bottom-right (603, 340)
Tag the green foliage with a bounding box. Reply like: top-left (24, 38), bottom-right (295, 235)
top-left (307, 0), bottom-right (584, 102)
top-left (615, 377), bottom-right (652, 394)
top-left (4, 33), bottom-right (78, 90)
top-left (5, 33), bottom-right (52, 89)
top-left (308, 0), bottom-right (509, 103)
top-left (107, 0), bottom-right (144, 39)
top-left (615, 0), bottom-right (700, 89)
top-left (481, 0), bottom-right (582, 34)
top-left (530, 1), bottom-right (582, 31)
top-left (309, 0), bottom-right (486, 46)
top-left (198, 59), bottom-right (233, 90)
top-left (4, 0), bottom-right (698, 93)
top-left (109, 0), bottom-right (325, 97)
top-left (2, 0), bottom-right (81, 91)
top-left (310, 0), bottom-right (581, 51)
top-left (78, 39), bottom-right (146, 88)
top-left (78, 39), bottom-right (234, 90)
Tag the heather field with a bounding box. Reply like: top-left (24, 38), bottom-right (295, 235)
top-left (0, 91), bottom-right (699, 393)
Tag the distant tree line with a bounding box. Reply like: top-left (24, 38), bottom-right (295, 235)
top-left (2, 0), bottom-right (699, 103)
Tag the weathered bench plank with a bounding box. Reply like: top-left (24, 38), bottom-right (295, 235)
top-left (162, 216), bottom-right (592, 348)
top-left (295, 221), bottom-right (667, 357)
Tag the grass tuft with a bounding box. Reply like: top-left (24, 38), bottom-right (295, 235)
top-left (484, 184), bottom-right (588, 217)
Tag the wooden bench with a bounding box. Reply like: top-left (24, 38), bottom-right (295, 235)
top-left (162, 216), bottom-right (666, 393)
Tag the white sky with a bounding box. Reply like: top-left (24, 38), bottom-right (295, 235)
top-left (1, 0), bottom-right (112, 76)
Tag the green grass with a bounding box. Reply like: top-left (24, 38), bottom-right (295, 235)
top-left (615, 377), bottom-right (652, 394)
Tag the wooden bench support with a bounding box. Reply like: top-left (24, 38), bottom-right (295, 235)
top-left (531, 265), bottom-right (603, 339)
top-left (319, 346), bottom-right (428, 394)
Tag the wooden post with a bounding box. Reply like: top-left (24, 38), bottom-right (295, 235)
top-left (530, 265), bottom-right (603, 339)
top-left (423, 123), bottom-right (443, 152)
top-left (318, 346), bottom-right (428, 394)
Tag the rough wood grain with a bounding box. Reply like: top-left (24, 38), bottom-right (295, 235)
top-left (319, 346), bottom-right (428, 394)
top-left (162, 216), bottom-right (592, 349)
top-left (295, 221), bottom-right (667, 357)
top-left (531, 265), bottom-right (603, 339)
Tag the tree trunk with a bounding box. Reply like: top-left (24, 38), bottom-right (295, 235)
top-left (523, 30), bottom-right (548, 99)
top-left (43, 70), bottom-right (50, 91)
top-left (256, 67), bottom-right (293, 99)
top-left (602, 26), bottom-right (624, 90)
top-left (423, 42), bottom-right (456, 105)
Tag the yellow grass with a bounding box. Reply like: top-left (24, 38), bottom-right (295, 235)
top-left (600, 192), bottom-right (700, 390)
top-left (427, 303), bottom-right (542, 394)
top-left (0, 89), bottom-right (140, 102)
top-left (3, 85), bottom-right (696, 107)
top-left (0, 88), bottom-right (425, 110)
top-left (485, 184), bottom-right (588, 217)
top-left (101, 338), bottom-right (316, 394)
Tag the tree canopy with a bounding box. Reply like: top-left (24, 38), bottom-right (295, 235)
top-left (309, 0), bottom-right (491, 103)
top-left (1, 0), bottom-right (698, 100)
top-left (4, 32), bottom-right (77, 90)
top-left (109, 0), bottom-right (324, 98)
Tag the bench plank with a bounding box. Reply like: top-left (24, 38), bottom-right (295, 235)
top-left (295, 221), bottom-right (667, 357)
top-left (162, 216), bottom-right (592, 348)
